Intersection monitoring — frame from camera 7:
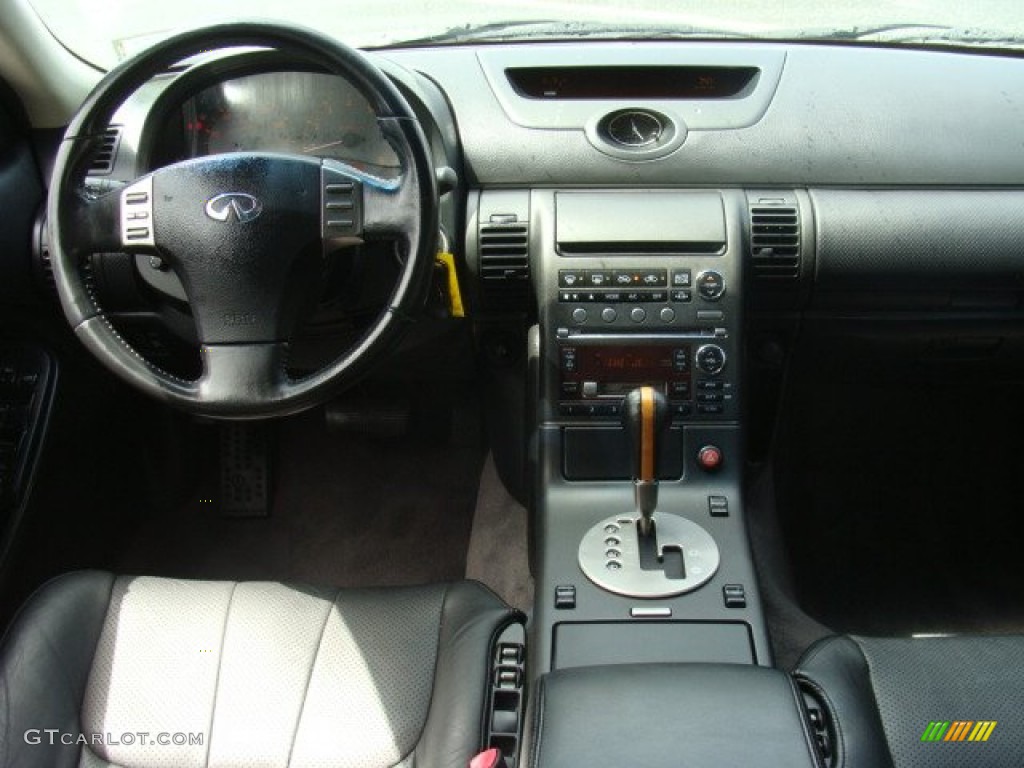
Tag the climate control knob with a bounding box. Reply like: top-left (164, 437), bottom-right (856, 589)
top-left (696, 344), bottom-right (727, 375)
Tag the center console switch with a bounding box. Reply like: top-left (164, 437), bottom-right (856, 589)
top-left (526, 664), bottom-right (821, 768)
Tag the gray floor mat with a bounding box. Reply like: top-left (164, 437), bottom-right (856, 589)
top-left (119, 408), bottom-right (484, 587)
top-left (465, 454), bottom-right (534, 612)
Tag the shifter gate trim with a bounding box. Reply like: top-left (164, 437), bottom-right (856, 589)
top-left (578, 512), bottom-right (720, 598)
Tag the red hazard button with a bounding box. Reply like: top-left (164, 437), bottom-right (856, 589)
top-left (697, 445), bottom-right (723, 471)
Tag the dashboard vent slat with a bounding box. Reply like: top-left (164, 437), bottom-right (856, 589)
top-left (749, 205), bottom-right (800, 280)
top-left (479, 224), bottom-right (530, 284)
top-left (88, 126), bottom-right (122, 175)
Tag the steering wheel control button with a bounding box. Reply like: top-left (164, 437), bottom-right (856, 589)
top-left (723, 584), bottom-right (747, 609)
top-left (571, 307), bottom-right (588, 324)
top-left (696, 344), bottom-right (727, 375)
top-left (120, 177), bottom-right (155, 248)
top-left (321, 168), bottom-right (362, 240)
top-left (630, 307), bottom-right (647, 323)
top-left (696, 270), bottom-right (726, 301)
top-left (554, 584), bottom-right (577, 610)
top-left (697, 445), bottom-right (723, 471)
top-left (601, 307), bottom-right (617, 322)
top-left (709, 495), bottom-right (730, 517)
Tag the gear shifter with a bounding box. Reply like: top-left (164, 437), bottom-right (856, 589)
top-left (623, 385), bottom-right (670, 536)
top-left (578, 382), bottom-right (720, 597)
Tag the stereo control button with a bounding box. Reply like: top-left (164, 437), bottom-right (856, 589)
top-left (696, 271), bottom-right (726, 301)
top-left (670, 402), bottom-right (692, 417)
top-left (696, 344), bottom-right (727, 375)
top-left (670, 381), bottom-right (690, 396)
top-left (672, 348), bottom-right (689, 372)
top-left (560, 348), bottom-right (577, 372)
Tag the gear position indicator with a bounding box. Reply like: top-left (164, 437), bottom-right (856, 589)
top-left (579, 512), bottom-right (720, 598)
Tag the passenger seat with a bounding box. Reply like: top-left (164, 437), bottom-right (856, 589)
top-left (794, 634), bottom-right (1024, 767)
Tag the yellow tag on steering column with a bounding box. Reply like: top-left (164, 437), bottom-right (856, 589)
top-left (435, 252), bottom-right (465, 318)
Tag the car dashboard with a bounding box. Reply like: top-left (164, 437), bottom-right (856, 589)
top-left (3, 28), bottom-right (1024, 768)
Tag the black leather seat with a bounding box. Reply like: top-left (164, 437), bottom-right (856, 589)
top-left (0, 571), bottom-right (518, 768)
top-left (795, 634), bottom-right (1024, 768)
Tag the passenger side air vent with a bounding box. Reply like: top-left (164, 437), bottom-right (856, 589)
top-left (88, 126), bottom-right (122, 175)
top-left (749, 205), bottom-right (800, 280)
top-left (479, 219), bottom-right (530, 295)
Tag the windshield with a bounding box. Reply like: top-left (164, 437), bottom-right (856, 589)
top-left (27, 0), bottom-right (1024, 70)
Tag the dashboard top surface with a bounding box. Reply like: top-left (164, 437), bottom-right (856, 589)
top-left (105, 40), bottom-right (1024, 190)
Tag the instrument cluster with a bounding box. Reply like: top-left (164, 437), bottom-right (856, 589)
top-left (149, 69), bottom-right (401, 177)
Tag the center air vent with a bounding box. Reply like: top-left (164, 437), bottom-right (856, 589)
top-left (749, 205), bottom-right (800, 280)
top-left (88, 126), bottom-right (122, 175)
top-left (479, 220), bottom-right (530, 295)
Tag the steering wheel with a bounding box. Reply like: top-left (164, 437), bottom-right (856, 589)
top-left (48, 23), bottom-right (438, 418)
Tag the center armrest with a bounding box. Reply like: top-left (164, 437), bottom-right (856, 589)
top-left (525, 663), bottom-right (821, 768)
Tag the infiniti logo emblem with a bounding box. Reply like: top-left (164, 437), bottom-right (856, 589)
top-left (205, 192), bottom-right (263, 223)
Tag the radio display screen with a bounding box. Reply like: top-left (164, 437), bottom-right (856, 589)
top-left (578, 346), bottom-right (676, 381)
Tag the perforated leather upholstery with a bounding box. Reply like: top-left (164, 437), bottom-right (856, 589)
top-left (0, 572), bottom-right (517, 768)
top-left (795, 634), bottom-right (1024, 768)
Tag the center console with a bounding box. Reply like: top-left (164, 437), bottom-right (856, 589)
top-left (474, 188), bottom-right (771, 675)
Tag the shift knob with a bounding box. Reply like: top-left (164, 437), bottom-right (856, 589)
top-left (622, 385), bottom-right (670, 534)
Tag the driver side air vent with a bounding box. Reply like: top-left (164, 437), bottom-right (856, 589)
top-left (749, 204), bottom-right (800, 280)
top-left (479, 219), bottom-right (531, 299)
top-left (88, 126), bottom-right (122, 175)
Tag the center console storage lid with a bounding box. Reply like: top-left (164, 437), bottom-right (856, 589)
top-left (526, 663), bottom-right (820, 768)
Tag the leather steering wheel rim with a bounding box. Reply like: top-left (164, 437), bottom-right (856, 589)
top-left (48, 22), bottom-right (438, 419)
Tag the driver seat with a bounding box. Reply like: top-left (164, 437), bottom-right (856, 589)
top-left (0, 571), bottom-right (518, 767)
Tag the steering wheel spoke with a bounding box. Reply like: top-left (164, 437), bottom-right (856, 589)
top-left (198, 343), bottom-right (290, 410)
top-left (63, 187), bottom-right (126, 257)
top-left (322, 118), bottom-right (429, 247)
